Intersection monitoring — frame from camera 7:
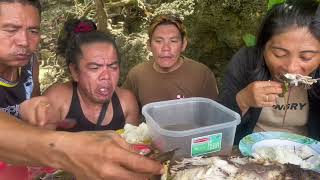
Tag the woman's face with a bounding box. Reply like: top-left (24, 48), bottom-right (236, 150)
top-left (264, 27), bottom-right (320, 80)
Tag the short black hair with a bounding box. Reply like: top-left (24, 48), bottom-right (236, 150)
top-left (148, 13), bottom-right (187, 41)
top-left (0, 0), bottom-right (41, 15)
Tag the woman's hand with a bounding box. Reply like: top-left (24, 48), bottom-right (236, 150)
top-left (236, 80), bottom-right (283, 115)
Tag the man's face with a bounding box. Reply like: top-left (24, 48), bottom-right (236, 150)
top-left (0, 3), bottom-right (40, 67)
top-left (264, 27), bottom-right (320, 80)
top-left (71, 42), bottom-right (120, 104)
top-left (149, 24), bottom-right (187, 72)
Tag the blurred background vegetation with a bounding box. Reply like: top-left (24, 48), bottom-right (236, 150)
top-left (39, 0), bottom-right (268, 92)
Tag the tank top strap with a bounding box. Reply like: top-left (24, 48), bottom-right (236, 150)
top-left (71, 82), bottom-right (78, 103)
top-left (95, 100), bottom-right (109, 129)
top-left (65, 82), bottom-right (83, 119)
top-left (111, 92), bottom-right (125, 123)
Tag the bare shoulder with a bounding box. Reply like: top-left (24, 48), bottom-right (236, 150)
top-left (115, 87), bottom-right (139, 125)
top-left (43, 81), bottom-right (73, 106)
top-left (43, 81), bottom-right (74, 119)
top-left (115, 87), bottom-right (139, 111)
top-left (115, 87), bottom-right (137, 102)
top-left (44, 82), bottom-right (73, 96)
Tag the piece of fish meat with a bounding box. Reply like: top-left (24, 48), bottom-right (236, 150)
top-left (166, 156), bottom-right (320, 180)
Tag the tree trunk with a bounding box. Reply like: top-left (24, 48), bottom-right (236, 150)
top-left (94, 0), bottom-right (110, 33)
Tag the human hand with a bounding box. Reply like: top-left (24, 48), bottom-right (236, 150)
top-left (54, 131), bottom-right (163, 180)
top-left (236, 80), bottom-right (283, 114)
top-left (19, 96), bottom-right (60, 129)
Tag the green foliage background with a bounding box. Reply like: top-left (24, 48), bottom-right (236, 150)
top-left (39, 0), bottom-right (267, 92)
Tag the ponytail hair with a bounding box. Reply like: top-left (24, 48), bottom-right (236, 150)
top-left (57, 18), bottom-right (120, 68)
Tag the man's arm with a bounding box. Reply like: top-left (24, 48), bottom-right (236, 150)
top-left (0, 112), bottom-right (163, 180)
top-left (0, 112), bottom-right (58, 166)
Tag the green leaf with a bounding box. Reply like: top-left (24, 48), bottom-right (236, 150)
top-left (242, 33), bottom-right (257, 47)
top-left (267, 0), bottom-right (285, 11)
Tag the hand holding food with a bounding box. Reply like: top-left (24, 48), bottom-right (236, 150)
top-left (119, 123), bottom-right (177, 179)
top-left (56, 131), bottom-right (163, 180)
top-left (236, 80), bottom-right (283, 114)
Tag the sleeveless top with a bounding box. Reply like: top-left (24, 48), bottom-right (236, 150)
top-left (0, 55), bottom-right (36, 117)
top-left (64, 82), bottom-right (125, 132)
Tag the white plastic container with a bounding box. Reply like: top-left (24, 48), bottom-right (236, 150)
top-left (142, 97), bottom-right (241, 159)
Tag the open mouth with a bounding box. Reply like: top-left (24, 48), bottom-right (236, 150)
top-left (97, 87), bottom-right (113, 97)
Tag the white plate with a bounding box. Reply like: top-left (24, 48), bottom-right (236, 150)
top-left (252, 139), bottom-right (318, 155)
top-left (239, 132), bottom-right (320, 171)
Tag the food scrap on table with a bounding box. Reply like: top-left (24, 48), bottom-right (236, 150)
top-left (252, 145), bottom-right (320, 170)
